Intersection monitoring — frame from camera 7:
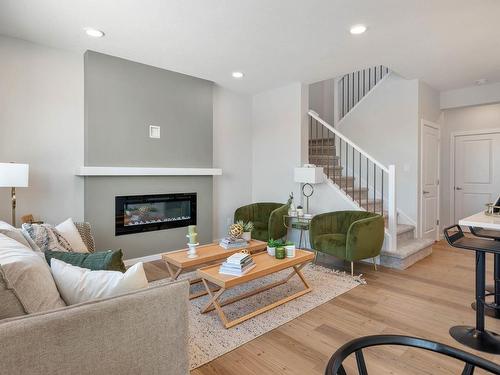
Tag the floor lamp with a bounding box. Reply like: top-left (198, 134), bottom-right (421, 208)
top-left (293, 167), bottom-right (324, 214)
top-left (0, 163), bottom-right (29, 226)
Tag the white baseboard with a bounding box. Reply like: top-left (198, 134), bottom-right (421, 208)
top-left (124, 253), bottom-right (163, 267)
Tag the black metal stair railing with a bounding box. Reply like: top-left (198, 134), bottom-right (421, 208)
top-left (339, 65), bottom-right (390, 120)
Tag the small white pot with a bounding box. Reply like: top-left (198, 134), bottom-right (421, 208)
top-left (285, 244), bottom-right (296, 258)
top-left (267, 246), bottom-right (276, 256)
top-left (242, 232), bottom-right (251, 241)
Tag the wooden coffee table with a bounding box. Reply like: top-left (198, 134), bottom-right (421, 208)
top-left (161, 240), bottom-right (266, 299)
top-left (197, 249), bottom-right (314, 328)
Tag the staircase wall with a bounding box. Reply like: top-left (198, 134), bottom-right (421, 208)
top-left (251, 82), bottom-right (306, 203)
top-left (337, 73), bottom-right (420, 225)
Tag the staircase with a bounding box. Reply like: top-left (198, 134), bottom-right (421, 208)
top-left (308, 108), bottom-right (433, 269)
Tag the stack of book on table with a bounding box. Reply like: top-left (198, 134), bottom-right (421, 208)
top-left (219, 237), bottom-right (248, 249)
top-left (219, 252), bottom-right (255, 276)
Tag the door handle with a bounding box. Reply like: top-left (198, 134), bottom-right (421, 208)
top-left (423, 190), bottom-right (430, 194)
top-left (455, 186), bottom-right (463, 190)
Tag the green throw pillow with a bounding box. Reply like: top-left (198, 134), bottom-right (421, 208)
top-left (44, 249), bottom-right (126, 273)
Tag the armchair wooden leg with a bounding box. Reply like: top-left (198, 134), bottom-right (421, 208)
top-left (351, 261), bottom-right (354, 277)
top-left (314, 251), bottom-right (318, 264)
top-left (372, 257), bottom-right (378, 271)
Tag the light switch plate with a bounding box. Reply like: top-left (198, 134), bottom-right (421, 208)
top-left (149, 125), bottom-right (160, 139)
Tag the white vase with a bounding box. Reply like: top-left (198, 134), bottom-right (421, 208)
top-left (285, 245), bottom-right (296, 258)
top-left (242, 232), bottom-right (251, 241)
top-left (267, 246), bottom-right (276, 256)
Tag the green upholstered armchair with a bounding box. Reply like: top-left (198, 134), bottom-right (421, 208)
top-left (234, 203), bottom-right (289, 241)
top-left (310, 211), bottom-right (384, 275)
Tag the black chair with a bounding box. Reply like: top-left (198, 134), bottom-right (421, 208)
top-left (325, 335), bottom-right (500, 375)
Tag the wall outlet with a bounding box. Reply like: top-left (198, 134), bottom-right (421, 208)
top-left (149, 125), bottom-right (160, 139)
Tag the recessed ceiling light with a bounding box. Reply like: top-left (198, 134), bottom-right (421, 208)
top-left (84, 28), bottom-right (105, 38)
top-left (475, 78), bottom-right (488, 86)
top-left (350, 24), bottom-right (367, 35)
top-left (232, 71), bottom-right (244, 79)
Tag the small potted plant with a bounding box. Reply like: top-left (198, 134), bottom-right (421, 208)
top-left (267, 239), bottom-right (283, 256)
top-left (285, 241), bottom-right (296, 258)
top-left (237, 220), bottom-right (254, 241)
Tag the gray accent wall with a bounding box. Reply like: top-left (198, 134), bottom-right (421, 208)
top-left (84, 51), bottom-right (214, 259)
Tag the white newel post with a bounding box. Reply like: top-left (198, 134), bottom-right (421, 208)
top-left (388, 165), bottom-right (397, 252)
top-left (333, 77), bottom-right (341, 127)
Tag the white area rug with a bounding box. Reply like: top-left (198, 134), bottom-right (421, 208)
top-left (151, 263), bottom-right (361, 369)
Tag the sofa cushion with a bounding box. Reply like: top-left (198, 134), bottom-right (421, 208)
top-left (0, 221), bottom-right (32, 249)
top-left (44, 249), bottom-right (126, 272)
top-left (0, 234), bottom-right (66, 314)
top-left (0, 265), bottom-right (27, 319)
top-left (251, 228), bottom-right (269, 241)
top-left (50, 259), bottom-right (148, 305)
top-left (312, 233), bottom-right (347, 258)
top-left (22, 223), bottom-right (73, 252)
top-left (55, 218), bottom-right (89, 253)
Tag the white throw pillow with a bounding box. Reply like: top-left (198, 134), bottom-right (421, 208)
top-left (0, 234), bottom-right (66, 313)
top-left (55, 218), bottom-right (89, 253)
top-left (50, 259), bottom-right (148, 305)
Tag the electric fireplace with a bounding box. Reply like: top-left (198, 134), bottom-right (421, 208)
top-left (115, 193), bottom-right (196, 236)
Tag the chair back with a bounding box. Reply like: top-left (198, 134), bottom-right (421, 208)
top-left (325, 335), bottom-right (500, 375)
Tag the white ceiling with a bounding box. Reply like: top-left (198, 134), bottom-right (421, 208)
top-left (1, 0), bottom-right (499, 94)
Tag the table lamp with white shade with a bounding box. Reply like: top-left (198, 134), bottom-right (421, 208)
top-left (0, 163), bottom-right (29, 226)
top-left (294, 166), bottom-right (324, 214)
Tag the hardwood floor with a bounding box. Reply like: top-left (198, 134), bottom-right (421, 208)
top-left (144, 241), bottom-right (500, 374)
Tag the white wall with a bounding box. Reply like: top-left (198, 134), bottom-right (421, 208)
top-left (441, 82), bottom-right (500, 109)
top-left (440, 103), bottom-right (500, 228)
top-left (419, 81), bottom-right (441, 123)
top-left (252, 83), bottom-right (304, 204)
top-left (309, 79), bottom-right (335, 125)
top-left (213, 86), bottom-right (253, 239)
top-left (0, 36), bottom-right (84, 226)
top-left (337, 73), bottom-right (420, 224)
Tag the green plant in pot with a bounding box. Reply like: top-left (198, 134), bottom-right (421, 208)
top-left (236, 220), bottom-right (254, 241)
top-left (267, 239), bottom-right (283, 257)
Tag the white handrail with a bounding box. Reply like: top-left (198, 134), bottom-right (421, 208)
top-left (308, 110), bottom-right (389, 173)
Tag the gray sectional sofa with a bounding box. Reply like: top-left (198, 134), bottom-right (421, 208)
top-left (0, 221), bottom-right (190, 375)
top-left (0, 280), bottom-right (190, 375)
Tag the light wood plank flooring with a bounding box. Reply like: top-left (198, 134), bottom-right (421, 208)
top-left (144, 241), bottom-right (500, 374)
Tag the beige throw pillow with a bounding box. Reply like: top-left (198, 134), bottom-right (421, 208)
top-left (0, 234), bottom-right (66, 313)
top-left (0, 221), bottom-right (32, 249)
top-left (0, 266), bottom-right (27, 319)
top-left (55, 218), bottom-right (89, 253)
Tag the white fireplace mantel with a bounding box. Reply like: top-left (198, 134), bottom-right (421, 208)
top-left (76, 166), bottom-right (222, 177)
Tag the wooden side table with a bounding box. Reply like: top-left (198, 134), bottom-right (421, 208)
top-left (197, 250), bottom-right (314, 329)
top-left (161, 240), bottom-right (266, 299)
top-left (283, 215), bottom-right (314, 248)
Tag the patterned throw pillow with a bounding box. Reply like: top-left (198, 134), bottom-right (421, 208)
top-left (21, 224), bottom-right (73, 252)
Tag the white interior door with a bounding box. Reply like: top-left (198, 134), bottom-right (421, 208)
top-left (421, 122), bottom-right (440, 240)
top-left (454, 132), bottom-right (500, 222)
